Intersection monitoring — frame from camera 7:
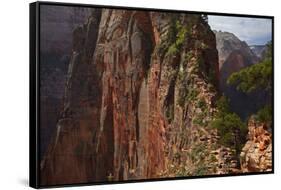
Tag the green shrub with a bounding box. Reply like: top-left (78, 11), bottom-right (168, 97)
top-left (214, 96), bottom-right (230, 117)
top-left (211, 95), bottom-right (248, 155)
top-left (210, 154), bottom-right (217, 162)
top-left (197, 99), bottom-right (206, 110)
top-left (167, 20), bottom-right (188, 56)
top-left (185, 52), bottom-right (193, 62)
top-left (190, 144), bottom-right (205, 163)
top-left (167, 44), bottom-right (179, 55)
top-left (256, 105), bottom-right (272, 125)
top-left (187, 88), bottom-right (199, 102)
top-left (227, 41), bottom-right (272, 94)
top-left (177, 87), bottom-right (199, 108)
top-left (193, 113), bottom-right (205, 126)
top-left (211, 101), bottom-right (247, 153)
top-left (175, 167), bottom-right (190, 177)
top-left (193, 165), bottom-right (208, 176)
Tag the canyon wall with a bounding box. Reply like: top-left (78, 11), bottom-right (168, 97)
top-left (40, 9), bottom-right (222, 185)
top-left (40, 9), bottom-right (272, 186)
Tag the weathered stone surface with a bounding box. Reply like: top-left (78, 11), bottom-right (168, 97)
top-left (240, 118), bottom-right (272, 172)
top-left (40, 10), bottom-right (227, 185)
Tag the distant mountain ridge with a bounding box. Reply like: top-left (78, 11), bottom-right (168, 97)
top-left (250, 45), bottom-right (267, 59)
top-left (214, 30), bottom-right (258, 70)
top-left (214, 30), bottom-right (267, 120)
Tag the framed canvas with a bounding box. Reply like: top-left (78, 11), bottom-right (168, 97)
top-left (29, 1), bottom-right (274, 188)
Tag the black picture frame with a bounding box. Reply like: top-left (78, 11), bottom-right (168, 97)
top-left (30, 1), bottom-right (274, 188)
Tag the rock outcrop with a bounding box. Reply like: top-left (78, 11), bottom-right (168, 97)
top-left (40, 10), bottom-right (258, 186)
top-left (240, 118), bottom-right (272, 172)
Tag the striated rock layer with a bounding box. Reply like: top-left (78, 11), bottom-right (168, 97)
top-left (40, 9), bottom-right (242, 186)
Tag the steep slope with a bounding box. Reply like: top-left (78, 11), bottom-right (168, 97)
top-left (40, 10), bottom-right (239, 185)
top-left (40, 5), bottom-right (92, 157)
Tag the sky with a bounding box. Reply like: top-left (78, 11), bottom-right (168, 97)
top-left (208, 15), bottom-right (272, 45)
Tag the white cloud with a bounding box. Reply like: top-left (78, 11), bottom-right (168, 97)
top-left (208, 15), bottom-right (272, 45)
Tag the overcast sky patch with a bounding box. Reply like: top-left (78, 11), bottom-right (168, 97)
top-left (208, 15), bottom-right (272, 45)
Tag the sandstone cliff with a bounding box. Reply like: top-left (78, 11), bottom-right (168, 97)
top-left (40, 9), bottom-right (270, 186)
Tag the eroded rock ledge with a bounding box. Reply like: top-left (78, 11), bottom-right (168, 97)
top-left (240, 118), bottom-right (272, 172)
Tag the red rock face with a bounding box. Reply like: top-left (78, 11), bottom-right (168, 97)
top-left (94, 10), bottom-right (157, 180)
top-left (240, 118), bottom-right (272, 172)
top-left (40, 9), bottom-right (220, 185)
